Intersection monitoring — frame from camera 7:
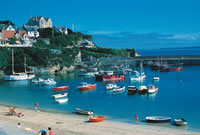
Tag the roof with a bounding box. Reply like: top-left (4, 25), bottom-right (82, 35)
top-left (0, 20), bottom-right (15, 25)
top-left (3, 30), bottom-right (16, 38)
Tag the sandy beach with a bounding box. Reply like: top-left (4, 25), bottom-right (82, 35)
top-left (0, 105), bottom-right (199, 135)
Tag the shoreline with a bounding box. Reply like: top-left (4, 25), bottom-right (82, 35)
top-left (0, 104), bottom-right (199, 135)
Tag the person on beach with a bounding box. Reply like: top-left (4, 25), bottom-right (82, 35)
top-left (48, 127), bottom-right (54, 135)
top-left (37, 129), bottom-right (47, 135)
top-left (35, 102), bottom-right (39, 111)
top-left (135, 114), bottom-right (139, 121)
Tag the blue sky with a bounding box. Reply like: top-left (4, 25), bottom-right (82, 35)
top-left (1, 0), bottom-right (200, 49)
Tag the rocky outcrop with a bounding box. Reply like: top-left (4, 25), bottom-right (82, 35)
top-left (49, 65), bottom-right (74, 74)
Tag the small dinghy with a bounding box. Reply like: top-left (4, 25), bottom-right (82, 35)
top-left (146, 116), bottom-right (171, 123)
top-left (52, 93), bottom-right (68, 99)
top-left (55, 98), bottom-right (68, 103)
top-left (112, 86), bottom-right (125, 92)
top-left (53, 86), bottom-right (69, 91)
top-left (89, 116), bottom-right (105, 122)
top-left (76, 108), bottom-right (93, 115)
top-left (174, 118), bottom-right (187, 126)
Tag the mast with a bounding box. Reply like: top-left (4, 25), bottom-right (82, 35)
top-left (12, 49), bottom-right (15, 74)
top-left (24, 57), bottom-right (27, 73)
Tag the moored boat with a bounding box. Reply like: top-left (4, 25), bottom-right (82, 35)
top-left (146, 116), bottom-right (171, 123)
top-left (53, 86), bottom-right (69, 91)
top-left (153, 76), bottom-right (160, 80)
top-left (89, 116), bottom-right (105, 122)
top-left (128, 86), bottom-right (137, 94)
top-left (52, 93), bottom-right (68, 98)
top-left (102, 75), bottom-right (125, 81)
top-left (112, 86), bottom-right (125, 92)
top-left (55, 98), bottom-right (68, 103)
top-left (105, 83), bottom-right (118, 90)
top-left (31, 78), bottom-right (44, 83)
top-left (76, 108), bottom-right (93, 115)
top-left (147, 85), bottom-right (158, 94)
top-left (4, 73), bottom-right (29, 81)
top-left (78, 82), bottom-right (96, 91)
top-left (138, 85), bottom-right (147, 94)
top-left (174, 118), bottom-right (187, 126)
top-left (41, 78), bottom-right (56, 86)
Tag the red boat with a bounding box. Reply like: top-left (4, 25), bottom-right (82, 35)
top-left (78, 82), bottom-right (96, 91)
top-left (160, 66), bottom-right (182, 72)
top-left (53, 86), bottom-right (69, 91)
top-left (90, 116), bottom-right (105, 122)
top-left (102, 75), bottom-right (125, 81)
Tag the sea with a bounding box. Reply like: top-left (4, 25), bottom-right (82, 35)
top-left (0, 48), bottom-right (200, 132)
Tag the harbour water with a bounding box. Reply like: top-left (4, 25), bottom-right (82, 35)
top-left (0, 48), bottom-right (200, 132)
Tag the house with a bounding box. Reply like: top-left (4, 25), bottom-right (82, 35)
top-left (0, 20), bottom-right (14, 26)
top-left (78, 39), bottom-right (95, 48)
top-left (23, 25), bottom-right (39, 38)
top-left (0, 24), bottom-right (16, 38)
top-left (26, 16), bottom-right (52, 28)
top-left (53, 26), bottom-right (68, 35)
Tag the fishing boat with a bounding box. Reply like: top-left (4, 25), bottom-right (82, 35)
top-left (105, 83), bottom-right (118, 90)
top-left (102, 75), bottom-right (125, 81)
top-left (30, 78), bottom-right (44, 83)
top-left (138, 85), bottom-right (147, 94)
top-left (147, 85), bottom-right (158, 94)
top-left (174, 118), bottom-right (187, 126)
top-left (112, 86), bottom-right (125, 92)
top-left (41, 78), bottom-right (56, 86)
top-left (53, 86), bottom-right (69, 91)
top-left (128, 86), bottom-right (137, 94)
top-left (79, 71), bottom-right (98, 77)
top-left (55, 98), bottom-right (68, 103)
top-left (146, 116), bottom-right (171, 123)
top-left (89, 116), bottom-right (106, 122)
top-left (78, 82), bottom-right (96, 91)
top-left (52, 93), bottom-right (68, 98)
top-left (76, 108), bottom-right (93, 115)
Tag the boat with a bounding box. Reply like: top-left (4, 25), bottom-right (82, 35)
top-left (30, 78), bottom-right (44, 83)
top-left (146, 116), bottom-right (171, 123)
top-left (55, 98), bottom-right (68, 103)
top-left (105, 83), bottom-right (118, 90)
top-left (128, 86), bottom-right (137, 94)
top-left (79, 71), bottom-right (98, 77)
top-left (76, 108), bottom-right (93, 115)
top-left (78, 82), bottom-right (96, 91)
top-left (130, 62), bottom-right (146, 81)
top-left (174, 118), bottom-right (187, 126)
top-left (89, 116), bottom-right (105, 122)
top-left (138, 85), bottom-right (147, 94)
top-left (102, 75), bottom-right (125, 81)
top-left (4, 49), bottom-right (29, 81)
top-left (147, 85), bottom-right (158, 94)
top-left (153, 76), bottom-right (160, 80)
top-left (52, 93), bottom-right (68, 98)
top-left (41, 78), bottom-right (56, 86)
top-left (112, 86), bottom-right (125, 92)
top-left (53, 86), bottom-right (69, 91)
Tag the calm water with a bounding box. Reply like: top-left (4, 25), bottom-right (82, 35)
top-left (0, 65), bottom-right (200, 132)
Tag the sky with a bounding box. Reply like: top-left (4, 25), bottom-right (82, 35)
top-left (1, 0), bottom-right (200, 49)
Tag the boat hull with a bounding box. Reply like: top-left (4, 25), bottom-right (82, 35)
top-left (90, 116), bottom-right (105, 122)
top-left (78, 84), bottom-right (96, 91)
top-left (53, 86), bottom-right (69, 91)
top-left (146, 116), bottom-right (171, 123)
top-left (76, 108), bottom-right (93, 115)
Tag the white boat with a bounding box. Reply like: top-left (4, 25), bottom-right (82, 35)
top-left (106, 83), bottom-right (118, 90)
top-left (41, 78), bottom-right (56, 85)
top-left (31, 78), bottom-right (44, 83)
top-left (138, 85), bottom-right (147, 94)
top-left (113, 86), bottom-right (125, 92)
top-left (56, 98), bottom-right (68, 103)
top-left (174, 118), bottom-right (187, 126)
top-left (76, 108), bottom-right (93, 115)
top-left (147, 85), bottom-right (158, 94)
top-left (130, 62), bottom-right (146, 81)
top-left (146, 116), bottom-right (171, 123)
top-left (128, 86), bottom-right (137, 94)
top-left (52, 93), bottom-right (68, 98)
top-left (4, 73), bottom-right (29, 81)
top-left (79, 71), bottom-right (98, 77)
top-left (153, 76), bottom-right (160, 80)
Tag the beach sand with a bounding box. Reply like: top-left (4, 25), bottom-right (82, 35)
top-left (0, 105), bottom-right (199, 135)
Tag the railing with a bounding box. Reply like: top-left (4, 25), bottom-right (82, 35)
top-left (0, 44), bottom-right (32, 47)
